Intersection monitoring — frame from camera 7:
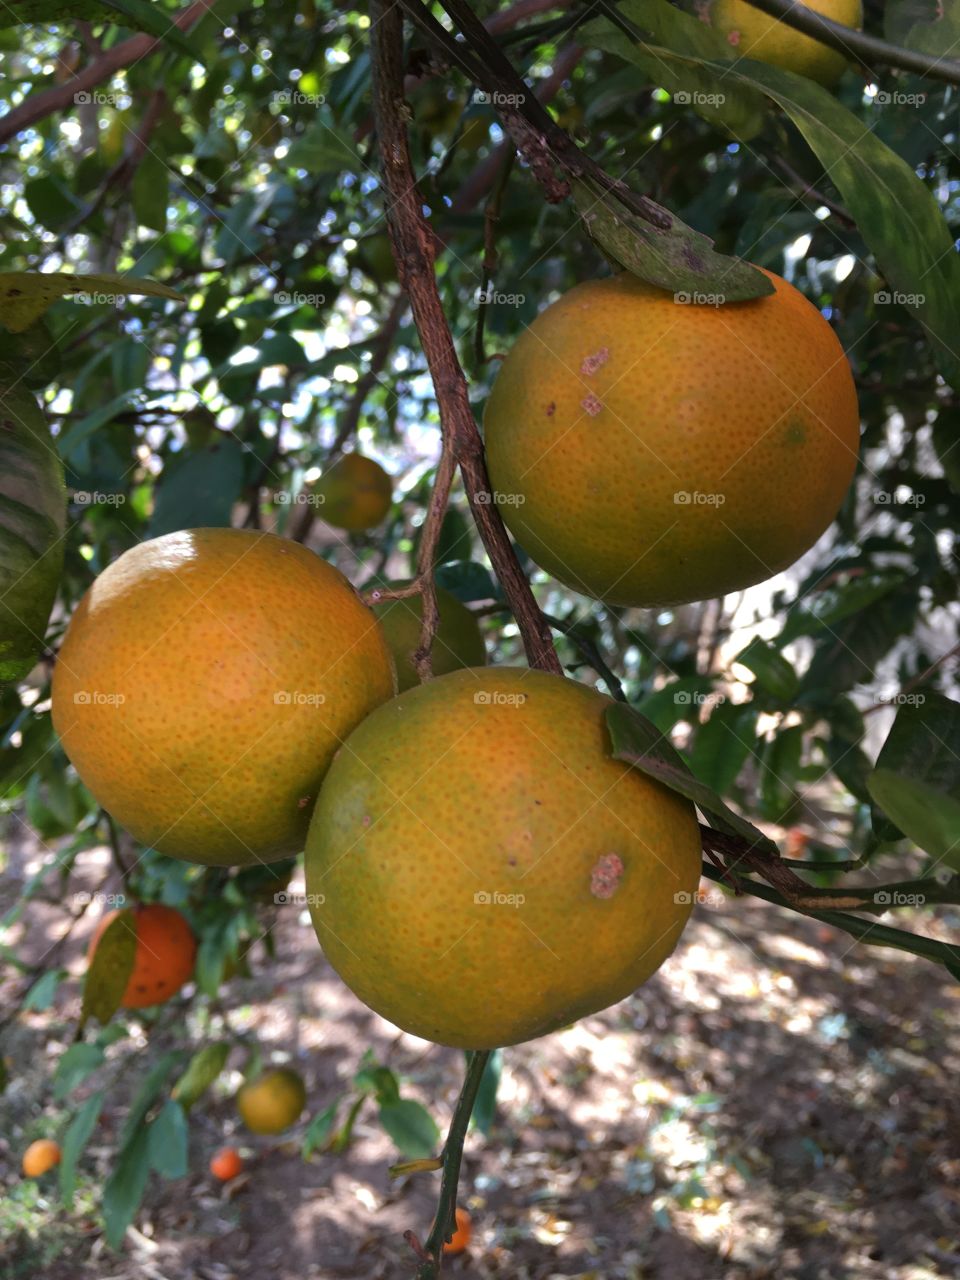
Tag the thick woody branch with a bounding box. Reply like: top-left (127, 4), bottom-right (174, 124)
top-left (370, 1), bottom-right (561, 677)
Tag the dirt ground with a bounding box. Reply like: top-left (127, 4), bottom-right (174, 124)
top-left (1, 831), bottom-right (959, 1280)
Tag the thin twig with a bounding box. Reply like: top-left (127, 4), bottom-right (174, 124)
top-left (0, 0), bottom-right (216, 147)
top-left (862, 640), bottom-right (960, 715)
top-left (737, 0), bottom-right (960, 86)
top-left (474, 147), bottom-right (516, 371)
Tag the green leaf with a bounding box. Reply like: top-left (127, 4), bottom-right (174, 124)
top-left (0, 272), bottom-right (183, 333)
top-left (102, 1123), bottom-right (151, 1249)
top-left (79, 907), bottom-right (137, 1032)
top-left (53, 1042), bottom-right (105, 1101)
top-left (885, 0), bottom-right (960, 52)
top-left (781, 573), bottom-right (907, 643)
top-left (587, 0), bottom-right (960, 384)
top-left (149, 437), bottom-right (246, 536)
top-left (470, 1048), bottom-right (502, 1136)
top-left (868, 692), bottom-right (960, 866)
top-left (302, 1101), bottom-right (340, 1158)
top-left (759, 724), bottom-right (805, 821)
top-left (605, 701), bottom-right (776, 854)
top-left (434, 560), bottom-right (502, 603)
top-left (147, 1100), bottom-right (188, 1179)
top-left (23, 966), bottom-right (65, 1010)
top-left (60, 1089), bottom-right (105, 1210)
top-left (571, 177), bottom-right (772, 302)
top-left (688, 702), bottom-right (759, 795)
top-left (171, 1042), bottom-right (230, 1110)
top-left (734, 638), bottom-right (800, 703)
top-left (0, 1), bottom-right (202, 58)
top-left (634, 677), bottom-right (717, 732)
top-left (132, 152), bottom-right (169, 234)
top-left (378, 1099), bottom-right (440, 1159)
top-left (119, 1050), bottom-right (184, 1149)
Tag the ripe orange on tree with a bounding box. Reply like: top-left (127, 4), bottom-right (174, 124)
top-left (443, 1206), bottom-right (473, 1255)
top-left (305, 668), bottom-right (702, 1048)
top-left (88, 903), bottom-right (196, 1009)
top-left (313, 453), bottom-right (393, 532)
top-left (236, 1067), bottom-right (307, 1134)
top-left (51, 528), bottom-right (396, 865)
top-left (22, 1138), bottom-right (61, 1177)
top-left (483, 268), bottom-right (859, 608)
top-left (209, 1146), bottom-right (244, 1180)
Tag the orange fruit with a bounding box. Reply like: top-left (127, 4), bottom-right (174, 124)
top-left (22, 1138), bottom-right (61, 1177)
top-left (443, 1206), bottom-right (473, 1255)
top-left (483, 269), bottom-right (859, 608)
top-left (209, 1146), bottom-right (244, 1180)
top-left (89, 903), bottom-right (196, 1008)
top-left (314, 453), bottom-right (393, 532)
top-left (371, 582), bottom-right (486, 692)
top-left (304, 668), bottom-right (701, 1048)
top-left (236, 1067), bottom-right (306, 1134)
top-left (709, 0), bottom-right (862, 86)
top-left (51, 529), bottom-right (396, 865)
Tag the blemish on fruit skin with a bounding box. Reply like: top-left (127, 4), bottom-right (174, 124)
top-left (784, 418), bottom-right (807, 445)
top-left (297, 795), bottom-right (312, 809)
top-left (590, 852), bottom-right (624, 899)
top-left (727, 29), bottom-right (741, 45)
top-left (546, 401), bottom-right (556, 417)
top-left (362, 814), bottom-right (372, 828)
top-left (580, 347), bottom-right (610, 376)
top-left (581, 393), bottom-right (602, 417)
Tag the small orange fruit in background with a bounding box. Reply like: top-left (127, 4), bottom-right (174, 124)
top-left (89, 903), bottom-right (196, 1008)
top-left (313, 453), bottom-right (393, 532)
top-left (209, 1146), bottom-right (244, 1180)
top-left (22, 1138), bottom-right (61, 1177)
top-left (236, 1067), bottom-right (306, 1135)
top-left (484, 269), bottom-right (859, 608)
top-left (443, 1206), bottom-right (473, 1255)
top-left (305, 668), bottom-right (702, 1049)
top-left (51, 528), bottom-right (396, 865)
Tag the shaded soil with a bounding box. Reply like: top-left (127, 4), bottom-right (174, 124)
top-left (1, 835), bottom-right (959, 1280)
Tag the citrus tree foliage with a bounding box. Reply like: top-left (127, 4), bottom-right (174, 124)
top-left (1, 0), bottom-right (959, 1259)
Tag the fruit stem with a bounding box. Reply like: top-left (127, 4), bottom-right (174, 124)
top-left (415, 1049), bottom-right (492, 1279)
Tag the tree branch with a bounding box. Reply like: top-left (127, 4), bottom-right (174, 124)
top-left (0, 0), bottom-right (216, 148)
top-left (370, 1), bottom-right (561, 676)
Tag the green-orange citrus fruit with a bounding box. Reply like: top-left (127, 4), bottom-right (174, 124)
top-left (372, 582), bottom-right (486, 692)
top-left (709, 0), bottom-right (862, 86)
top-left (314, 453), bottom-right (393, 532)
top-left (89, 902), bottom-right (196, 1008)
top-left (51, 529), bottom-right (396, 865)
top-left (305, 668), bottom-right (702, 1049)
top-left (237, 1067), bottom-right (306, 1134)
top-left (483, 269), bottom-right (859, 608)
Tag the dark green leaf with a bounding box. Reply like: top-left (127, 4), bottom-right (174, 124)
top-left (60, 1089), bottom-right (105, 1210)
top-left (53, 1042), bottom-right (105, 1101)
top-left (80, 908), bottom-right (137, 1032)
top-left (132, 152), bottom-right (169, 234)
top-left (23, 966), bottom-right (65, 1011)
top-left (734, 637), bottom-right (800, 702)
top-left (470, 1048), bottom-right (502, 1136)
top-left (171, 1042), bottom-right (230, 1110)
top-left (378, 1099), bottom-right (440, 1159)
top-left (634, 677), bottom-right (718, 732)
top-left (147, 1100), bottom-right (188, 1179)
top-left (434, 560), bottom-right (502, 603)
top-left (102, 1122), bottom-right (151, 1249)
top-left (150, 437), bottom-right (246, 536)
top-left (689, 702), bottom-right (759, 795)
top-left (302, 1101), bottom-right (340, 1158)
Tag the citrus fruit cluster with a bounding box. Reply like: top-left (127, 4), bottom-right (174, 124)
top-left (50, 253), bottom-right (859, 1054)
